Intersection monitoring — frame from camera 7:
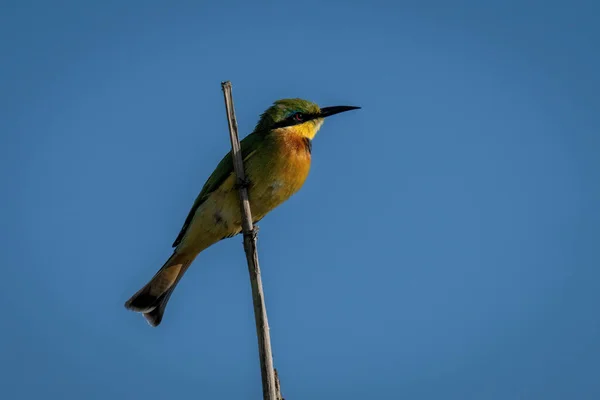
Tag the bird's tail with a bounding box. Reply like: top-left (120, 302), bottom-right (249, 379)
top-left (124, 252), bottom-right (193, 327)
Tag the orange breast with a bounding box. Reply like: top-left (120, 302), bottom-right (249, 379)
top-left (245, 133), bottom-right (312, 220)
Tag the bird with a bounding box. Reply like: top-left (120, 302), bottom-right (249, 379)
top-left (124, 98), bottom-right (360, 326)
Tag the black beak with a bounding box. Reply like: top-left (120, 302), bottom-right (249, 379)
top-left (318, 105), bottom-right (361, 119)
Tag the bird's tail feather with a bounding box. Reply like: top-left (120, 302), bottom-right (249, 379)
top-left (124, 252), bottom-right (192, 327)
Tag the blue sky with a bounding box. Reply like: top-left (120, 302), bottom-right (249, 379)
top-left (1, 0), bottom-right (599, 399)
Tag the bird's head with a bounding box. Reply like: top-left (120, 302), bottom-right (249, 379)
top-left (254, 98), bottom-right (360, 140)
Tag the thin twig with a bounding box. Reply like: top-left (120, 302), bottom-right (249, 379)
top-left (221, 81), bottom-right (281, 400)
top-left (275, 368), bottom-right (285, 400)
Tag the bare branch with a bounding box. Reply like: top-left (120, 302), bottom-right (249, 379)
top-left (221, 81), bottom-right (282, 400)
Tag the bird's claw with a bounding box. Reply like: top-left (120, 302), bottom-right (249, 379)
top-left (235, 177), bottom-right (251, 190)
top-left (244, 225), bottom-right (259, 240)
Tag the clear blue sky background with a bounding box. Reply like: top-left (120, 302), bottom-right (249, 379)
top-left (1, 1), bottom-right (599, 399)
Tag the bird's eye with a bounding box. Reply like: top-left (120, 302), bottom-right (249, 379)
top-left (293, 113), bottom-right (304, 122)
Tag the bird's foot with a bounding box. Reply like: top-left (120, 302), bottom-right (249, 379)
top-left (244, 225), bottom-right (259, 240)
top-left (235, 177), bottom-right (251, 190)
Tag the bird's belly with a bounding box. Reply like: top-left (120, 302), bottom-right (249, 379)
top-left (248, 174), bottom-right (308, 219)
top-left (177, 138), bottom-right (311, 253)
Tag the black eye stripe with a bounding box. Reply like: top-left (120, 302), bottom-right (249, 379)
top-left (270, 112), bottom-right (317, 130)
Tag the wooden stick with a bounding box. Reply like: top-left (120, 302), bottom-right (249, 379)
top-left (220, 81), bottom-right (281, 400)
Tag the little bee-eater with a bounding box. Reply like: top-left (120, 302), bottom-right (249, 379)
top-left (124, 98), bottom-right (360, 326)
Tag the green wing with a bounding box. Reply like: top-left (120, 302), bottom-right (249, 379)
top-left (171, 132), bottom-right (263, 248)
